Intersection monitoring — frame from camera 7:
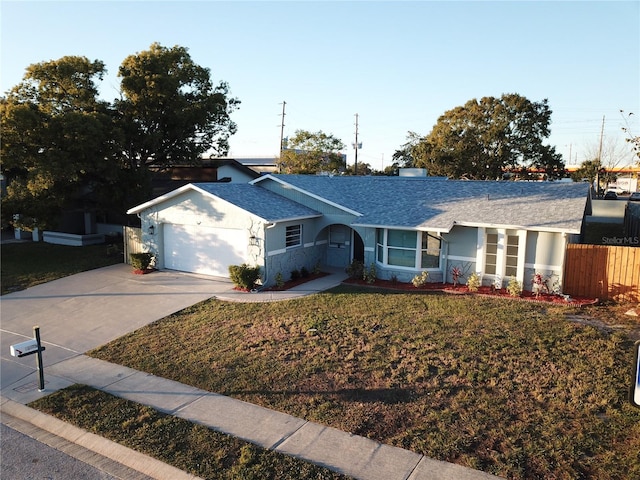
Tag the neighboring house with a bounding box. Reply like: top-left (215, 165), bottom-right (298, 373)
top-left (149, 158), bottom-right (261, 198)
top-left (127, 174), bottom-right (591, 292)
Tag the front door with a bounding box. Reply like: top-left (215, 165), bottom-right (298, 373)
top-left (352, 231), bottom-right (364, 263)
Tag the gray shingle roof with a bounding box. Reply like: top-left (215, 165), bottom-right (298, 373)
top-left (193, 183), bottom-right (320, 222)
top-left (260, 175), bottom-right (590, 233)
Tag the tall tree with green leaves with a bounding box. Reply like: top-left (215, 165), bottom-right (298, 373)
top-left (570, 159), bottom-right (601, 185)
top-left (405, 94), bottom-right (564, 180)
top-left (115, 43), bottom-right (240, 170)
top-left (277, 130), bottom-right (346, 174)
top-left (1, 56), bottom-right (122, 228)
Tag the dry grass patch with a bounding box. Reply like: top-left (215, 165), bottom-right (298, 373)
top-left (90, 286), bottom-right (640, 479)
top-left (30, 385), bottom-right (348, 480)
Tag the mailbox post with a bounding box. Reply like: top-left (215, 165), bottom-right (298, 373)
top-left (10, 326), bottom-right (46, 391)
top-left (34, 326), bottom-right (45, 391)
top-left (631, 341), bottom-right (640, 409)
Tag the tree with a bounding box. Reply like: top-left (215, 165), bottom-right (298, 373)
top-left (620, 110), bottom-right (639, 163)
top-left (582, 136), bottom-right (634, 187)
top-left (115, 43), bottom-right (240, 170)
top-left (406, 94), bottom-right (564, 180)
top-left (570, 159), bottom-right (601, 185)
top-left (345, 161), bottom-right (373, 176)
top-left (277, 130), bottom-right (346, 174)
top-left (391, 131), bottom-right (423, 168)
top-left (1, 56), bottom-right (123, 228)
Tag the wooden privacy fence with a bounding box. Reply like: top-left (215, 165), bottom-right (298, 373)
top-left (564, 244), bottom-right (640, 302)
top-left (123, 226), bottom-right (144, 265)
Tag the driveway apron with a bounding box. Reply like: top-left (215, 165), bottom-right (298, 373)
top-left (1, 264), bottom-right (231, 397)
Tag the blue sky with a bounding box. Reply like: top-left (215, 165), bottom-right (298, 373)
top-left (2, 1), bottom-right (639, 169)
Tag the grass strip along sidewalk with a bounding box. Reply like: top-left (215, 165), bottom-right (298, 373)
top-left (30, 385), bottom-right (348, 480)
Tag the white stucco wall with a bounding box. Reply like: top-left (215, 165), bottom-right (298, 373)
top-left (139, 190), bottom-right (265, 272)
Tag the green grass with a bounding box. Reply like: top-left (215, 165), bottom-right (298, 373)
top-left (1, 241), bottom-right (123, 295)
top-left (89, 288), bottom-right (640, 480)
top-left (29, 385), bottom-right (347, 480)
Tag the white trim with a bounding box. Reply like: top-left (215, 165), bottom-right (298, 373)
top-left (315, 239), bottom-right (328, 246)
top-left (516, 230), bottom-right (527, 282)
top-left (453, 220), bottom-right (581, 235)
top-left (364, 246), bottom-right (375, 252)
top-left (447, 255), bottom-right (476, 262)
top-left (304, 242), bottom-right (315, 248)
top-left (476, 228), bottom-right (485, 274)
top-left (353, 222), bottom-right (453, 233)
top-left (495, 229), bottom-right (506, 280)
top-left (524, 262), bottom-right (563, 271)
top-left (268, 248), bottom-right (287, 256)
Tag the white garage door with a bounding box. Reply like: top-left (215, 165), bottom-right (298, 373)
top-left (163, 224), bottom-right (248, 277)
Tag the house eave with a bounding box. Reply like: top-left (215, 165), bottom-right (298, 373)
top-left (267, 214), bottom-right (324, 224)
top-left (127, 183), bottom-right (199, 215)
top-left (453, 220), bottom-right (582, 235)
top-left (351, 222), bottom-right (453, 234)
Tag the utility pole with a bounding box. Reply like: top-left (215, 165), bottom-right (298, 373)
top-left (278, 101), bottom-right (286, 174)
top-left (596, 115), bottom-right (605, 197)
top-left (353, 113), bottom-right (361, 175)
top-left (279, 101), bottom-right (287, 153)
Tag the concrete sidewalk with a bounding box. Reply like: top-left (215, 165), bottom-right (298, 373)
top-left (1, 265), bottom-right (502, 480)
top-left (3, 355), bottom-right (502, 480)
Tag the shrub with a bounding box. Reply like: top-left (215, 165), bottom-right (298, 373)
top-left (363, 263), bottom-right (377, 284)
top-left (275, 272), bottom-right (285, 289)
top-left (228, 264), bottom-right (261, 290)
top-left (466, 272), bottom-right (480, 292)
top-left (507, 277), bottom-right (523, 297)
top-left (300, 266), bottom-right (309, 278)
top-left (345, 260), bottom-right (364, 279)
top-left (451, 266), bottom-right (463, 286)
top-left (411, 271), bottom-right (429, 288)
top-left (130, 252), bottom-right (154, 271)
top-left (290, 269), bottom-right (300, 281)
top-left (532, 272), bottom-right (545, 297)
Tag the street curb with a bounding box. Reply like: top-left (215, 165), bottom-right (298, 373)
top-left (1, 396), bottom-right (203, 480)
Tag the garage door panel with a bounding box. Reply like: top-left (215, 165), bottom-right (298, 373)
top-left (163, 224), bottom-right (247, 277)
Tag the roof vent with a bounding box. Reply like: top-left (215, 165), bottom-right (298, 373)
top-left (399, 168), bottom-right (428, 177)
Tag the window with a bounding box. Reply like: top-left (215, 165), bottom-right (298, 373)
top-left (485, 233), bottom-right (498, 275)
top-left (376, 228), bottom-right (441, 269)
top-left (285, 224), bottom-right (302, 248)
top-left (421, 232), bottom-right (441, 268)
top-left (484, 230), bottom-right (520, 278)
top-left (387, 230), bottom-right (417, 267)
top-left (505, 234), bottom-right (519, 277)
top-left (329, 225), bottom-right (348, 247)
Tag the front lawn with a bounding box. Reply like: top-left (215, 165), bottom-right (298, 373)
top-left (89, 287), bottom-right (640, 479)
top-left (1, 241), bottom-right (123, 294)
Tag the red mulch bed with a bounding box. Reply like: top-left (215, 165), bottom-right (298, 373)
top-left (132, 268), bottom-right (156, 275)
top-left (343, 278), bottom-right (599, 307)
top-left (234, 272), bottom-right (330, 292)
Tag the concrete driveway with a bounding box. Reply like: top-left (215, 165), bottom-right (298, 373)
top-left (1, 264), bottom-right (233, 398)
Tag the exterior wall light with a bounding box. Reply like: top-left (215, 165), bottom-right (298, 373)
top-left (148, 225), bottom-right (155, 235)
